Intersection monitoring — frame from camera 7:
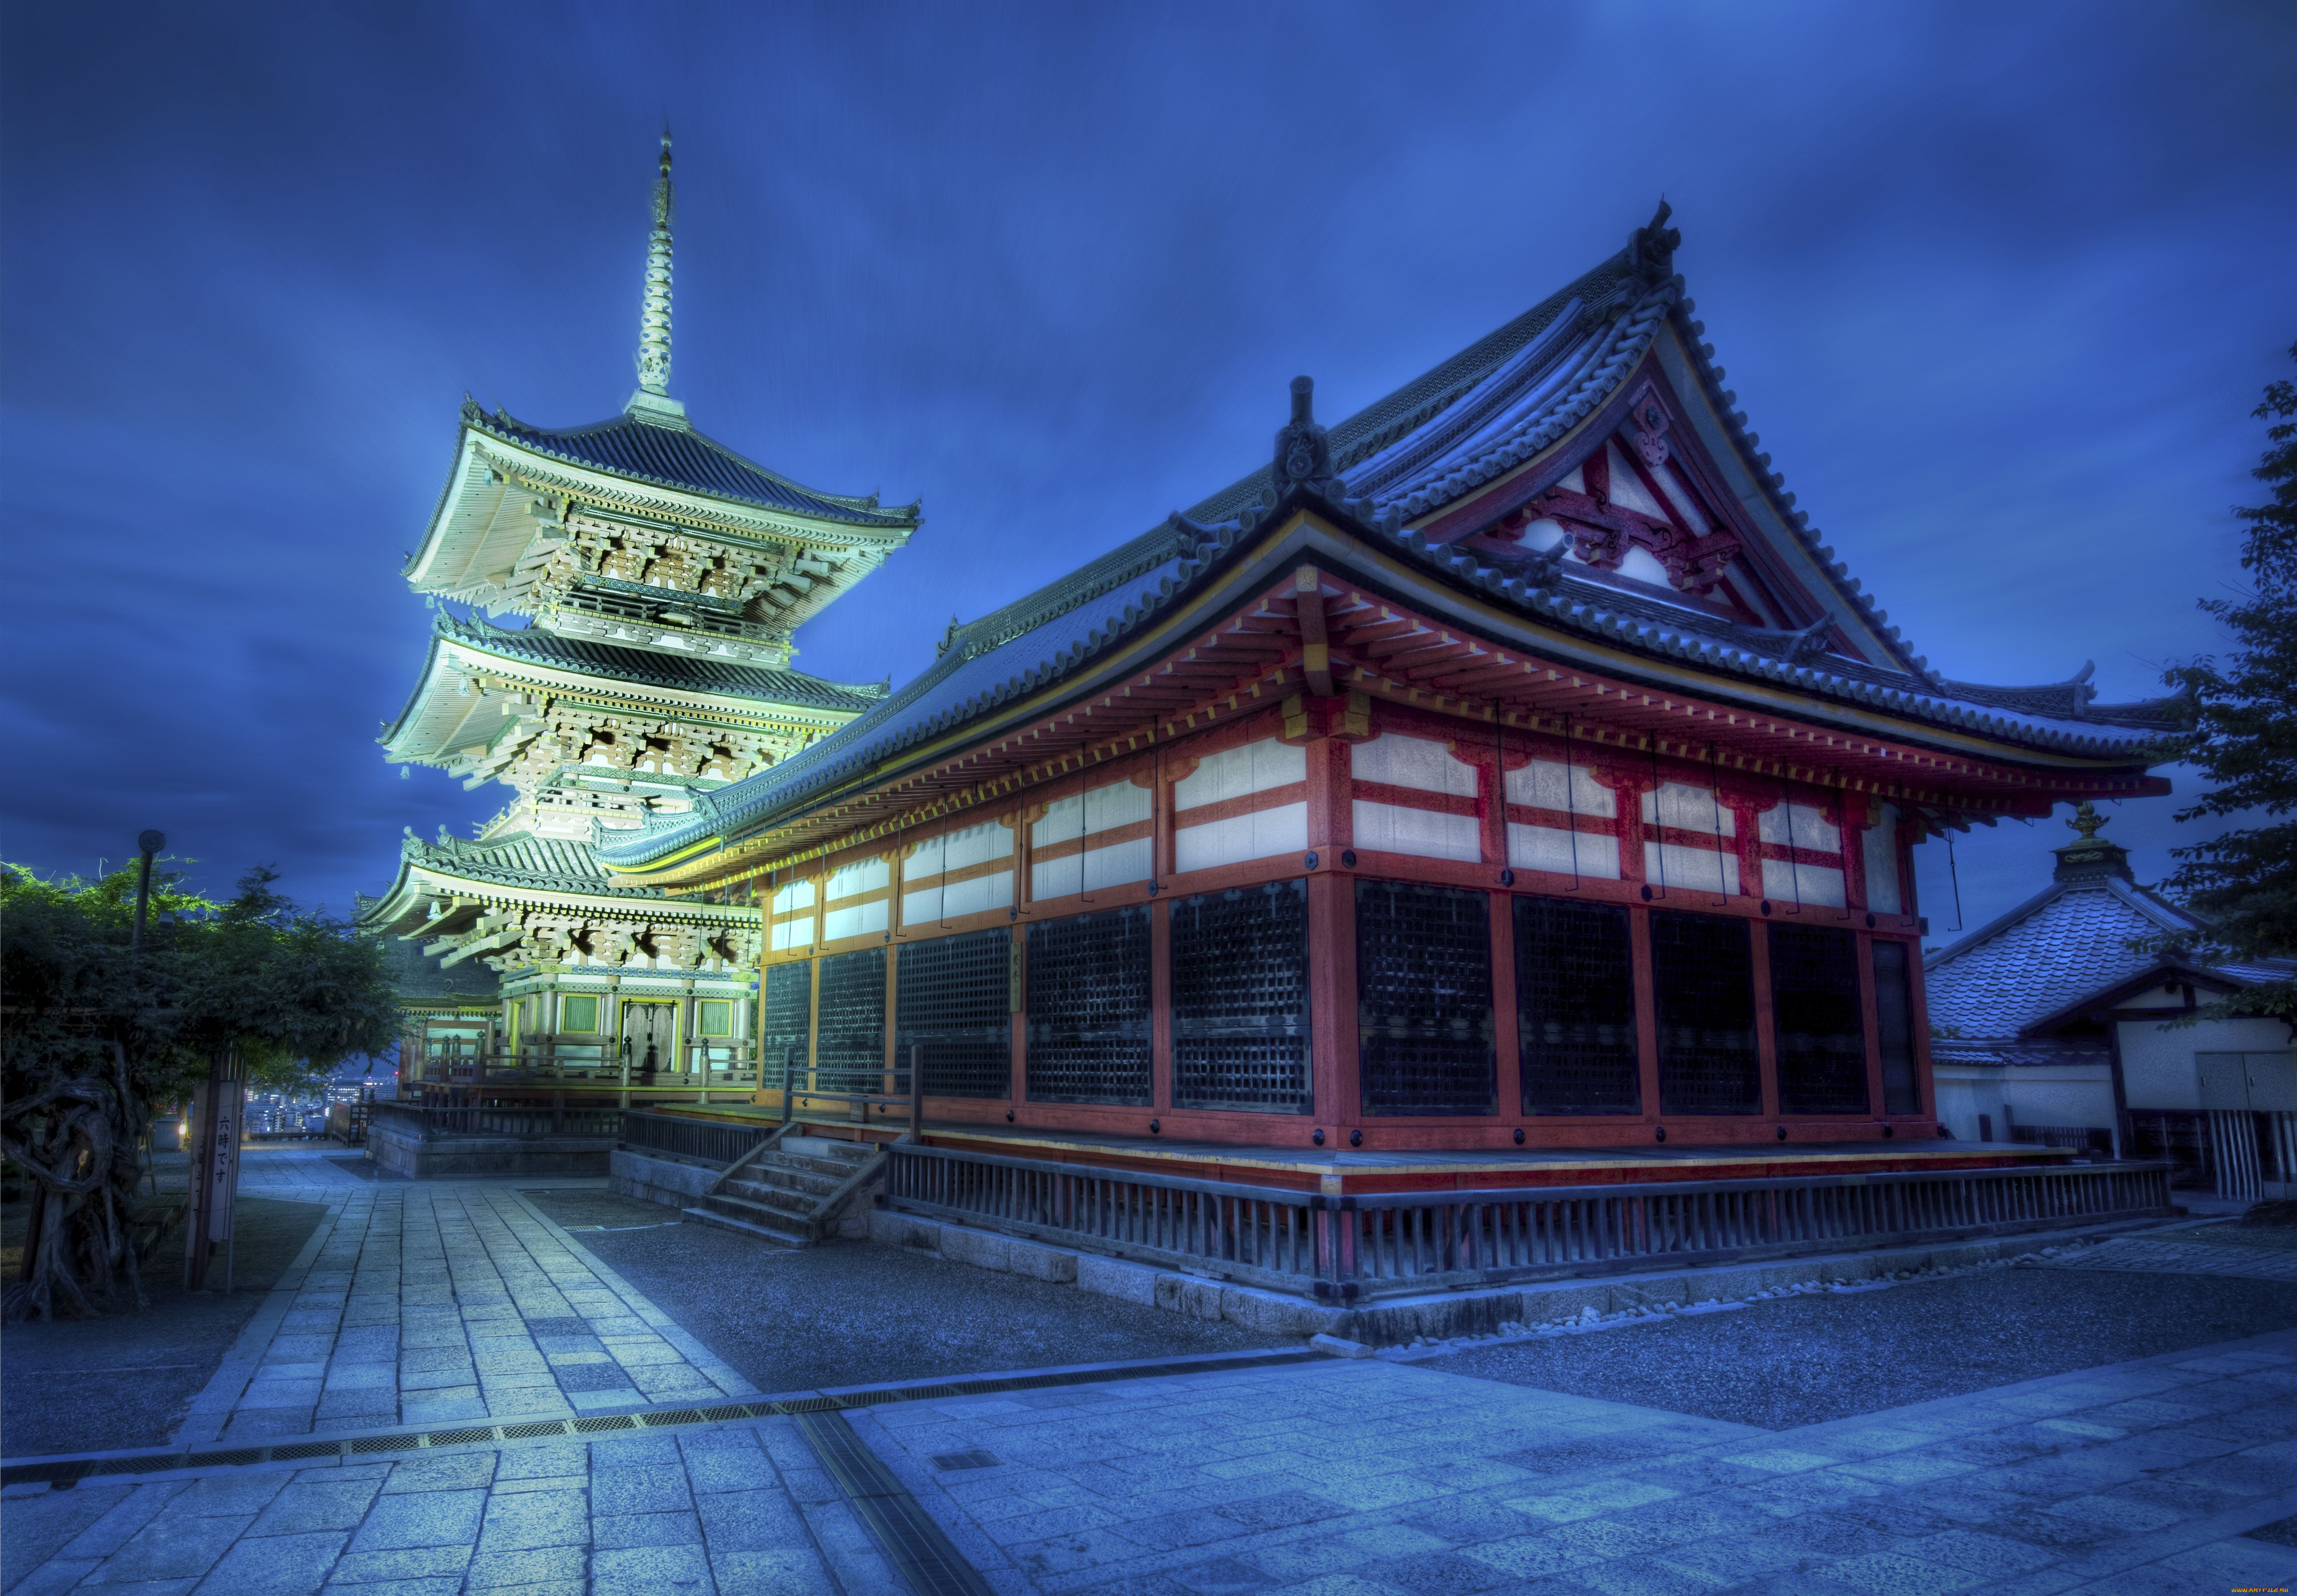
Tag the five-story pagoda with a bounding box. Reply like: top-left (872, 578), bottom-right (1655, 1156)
top-left (359, 137), bottom-right (917, 1106)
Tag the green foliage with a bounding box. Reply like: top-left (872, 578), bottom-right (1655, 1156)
top-left (2155, 340), bottom-right (2297, 1022)
top-left (1, 861), bottom-right (400, 1317)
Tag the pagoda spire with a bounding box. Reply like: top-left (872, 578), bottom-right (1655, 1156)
top-left (629, 130), bottom-right (685, 422)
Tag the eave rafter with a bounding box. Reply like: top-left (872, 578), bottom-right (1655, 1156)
top-left (632, 564), bottom-right (2164, 895)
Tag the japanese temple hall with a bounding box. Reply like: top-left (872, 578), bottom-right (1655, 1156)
top-left (582, 200), bottom-right (2181, 1181)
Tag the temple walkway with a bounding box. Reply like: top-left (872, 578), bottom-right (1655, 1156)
top-left (4, 1148), bottom-right (2296, 1593)
top-left (172, 1153), bottom-right (751, 1443)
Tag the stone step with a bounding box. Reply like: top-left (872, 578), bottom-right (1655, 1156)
top-left (780, 1135), bottom-right (878, 1165)
top-left (681, 1206), bottom-right (809, 1248)
top-left (703, 1192), bottom-right (819, 1238)
top-left (737, 1162), bottom-right (844, 1197)
top-left (714, 1184), bottom-right (818, 1225)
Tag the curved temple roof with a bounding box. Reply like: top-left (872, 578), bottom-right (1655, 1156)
top-left (596, 213), bottom-right (2182, 874)
top-left (431, 612), bottom-right (885, 711)
top-left (465, 401), bottom-right (919, 530)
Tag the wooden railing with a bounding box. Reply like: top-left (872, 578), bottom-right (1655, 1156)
top-left (369, 1101), bottom-right (622, 1141)
top-left (618, 1110), bottom-right (784, 1168)
top-left (885, 1144), bottom-right (2176, 1301)
top-left (409, 1043), bottom-right (760, 1090)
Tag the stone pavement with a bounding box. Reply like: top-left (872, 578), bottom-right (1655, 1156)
top-left (1, 1417), bottom-right (893, 1596)
top-left (173, 1151), bottom-right (752, 1442)
top-left (857, 1336), bottom-right (2297, 1594)
top-left (7, 1152), bottom-right (2297, 1594)
top-left (2042, 1235), bottom-right (2297, 1285)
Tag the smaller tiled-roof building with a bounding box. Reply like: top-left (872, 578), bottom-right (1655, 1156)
top-left (1924, 803), bottom-right (2296, 1196)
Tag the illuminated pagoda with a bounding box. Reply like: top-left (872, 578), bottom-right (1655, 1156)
top-left (594, 200), bottom-right (2181, 1191)
top-left (359, 136), bottom-right (917, 1103)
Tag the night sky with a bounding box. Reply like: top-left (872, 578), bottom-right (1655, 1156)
top-left (4, 4), bottom-right (2293, 946)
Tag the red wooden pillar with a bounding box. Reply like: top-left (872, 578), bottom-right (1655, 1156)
top-left (1751, 916), bottom-right (1781, 1121)
top-left (1855, 932), bottom-right (1887, 1125)
top-left (1491, 885), bottom-right (1522, 1127)
top-left (1008, 924), bottom-right (1027, 1115)
top-left (1628, 906), bottom-right (1661, 1123)
top-left (1150, 897), bottom-right (1173, 1112)
top-left (1310, 870), bottom-right (1358, 1133)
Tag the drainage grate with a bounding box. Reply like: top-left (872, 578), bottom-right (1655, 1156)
top-left (269, 1442), bottom-right (344, 1462)
top-left (798, 1410), bottom-right (996, 1596)
top-left (499, 1421), bottom-right (571, 1440)
top-left (1, 1349), bottom-right (1325, 1489)
top-left (347, 1435), bottom-right (422, 1454)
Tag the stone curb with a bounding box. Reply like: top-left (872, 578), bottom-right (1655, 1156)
top-left (866, 1207), bottom-right (2189, 1344)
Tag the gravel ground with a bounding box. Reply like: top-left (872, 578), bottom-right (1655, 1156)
top-left (0, 1196), bottom-right (329, 1457)
top-left (522, 1189), bottom-right (1273, 1391)
top-left (1417, 1267), bottom-right (2297, 1431)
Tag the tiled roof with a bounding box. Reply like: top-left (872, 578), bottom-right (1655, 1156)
top-left (400, 829), bottom-right (664, 899)
top-left (1923, 878), bottom-right (2192, 1038)
top-left (439, 613), bottom-right (883, 710)
top-left (596, 228), bottom-right (2181, 873)
top-left (465, 402), bottom-right (918, 530)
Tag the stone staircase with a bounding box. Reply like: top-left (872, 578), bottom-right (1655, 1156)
top-left (683, 1134), bottom-right (883, 1247)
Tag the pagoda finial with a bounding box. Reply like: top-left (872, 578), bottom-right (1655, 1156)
top-left (2067, 799), bottom-right (2107, 843)
top-left (630, 129), bottom-right (679, 414)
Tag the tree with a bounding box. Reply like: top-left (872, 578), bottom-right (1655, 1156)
top-left (2155, 340), bottom-right (2297, 1021)
top-left (2, 863), bottom-right (399, 1319)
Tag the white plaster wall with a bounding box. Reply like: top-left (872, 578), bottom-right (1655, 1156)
top-left (1352, 734), bottom-right (1477, 796)
top-left (1863, 803), bottom-right (1902, 914)
top-left (2003, 1069), bottom-right (2118, 1134)
top-left (2120, 1014), bottom-right (2294, 1112)
top-left (1176, 739), bottom-right (1306, 810)
top-left (1760, 858), bottom-right (1847, 908)
top-left (1931, 1068), bottom-right (2008, 1143)
top-left (1177, 804), bottom-right (1307, 872)
top-left (1508, 824), bottom-right (1622, 878)
top-left (1031, 780), bottom-right (1154, 898)
top-left (1354, 801), bottom-right (1480, 862)
top-left (903, 819), bottom-right (1014, 923)
top-left (1505, 759), bottom-right (1615, 817)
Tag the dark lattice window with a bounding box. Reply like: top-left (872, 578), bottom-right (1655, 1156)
top-left (815, 947), bottom-right (887, 1095)
top-left (1771, 924), bottom-right (1869, 1115)
top-left (1650, 910), bottom-right (1760, 1115)
top-left (761, 962), bottom-right (812, 1091)
top-left (895, 929), bottom-right (1012, 1099)
top-left (1515, 896), bottom-right (1640, 1115)
top-left (1358, 881), bottom-right (1495, 1116)
top-left (1172, 881), bottom-right (1311, 1114)
top-left (1025, 907), bottom-right (1151, 1104)
top-left (1871, 939), bottom-right (1920, 1115)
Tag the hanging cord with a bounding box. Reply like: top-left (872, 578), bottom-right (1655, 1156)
top-left (1779, 764), bottom-right (1804, 916)
top-left (1493, 709), bottom-right (1507, 873)
top-left (1076, 763), bottom-right (1096, 905)
top-left (1647, 741), bottom-right (1667, 900)
top-left (1705, 742), bottom-right (1729, 906)
top-left (1832, 768), bottom-right (1853, 922)
top-left (1564, 714), bottom-right (1582, 891)
top-left (1150, 736), bottom-right (1163, 897)
top-left (1946, 821), bottom-right (1965, 933)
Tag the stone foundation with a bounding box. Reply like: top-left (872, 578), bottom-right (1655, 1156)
top-left (867, 1205), bottom-right (2173, 1345)
top-left (366, 1119), bottom-right (615, 1180)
